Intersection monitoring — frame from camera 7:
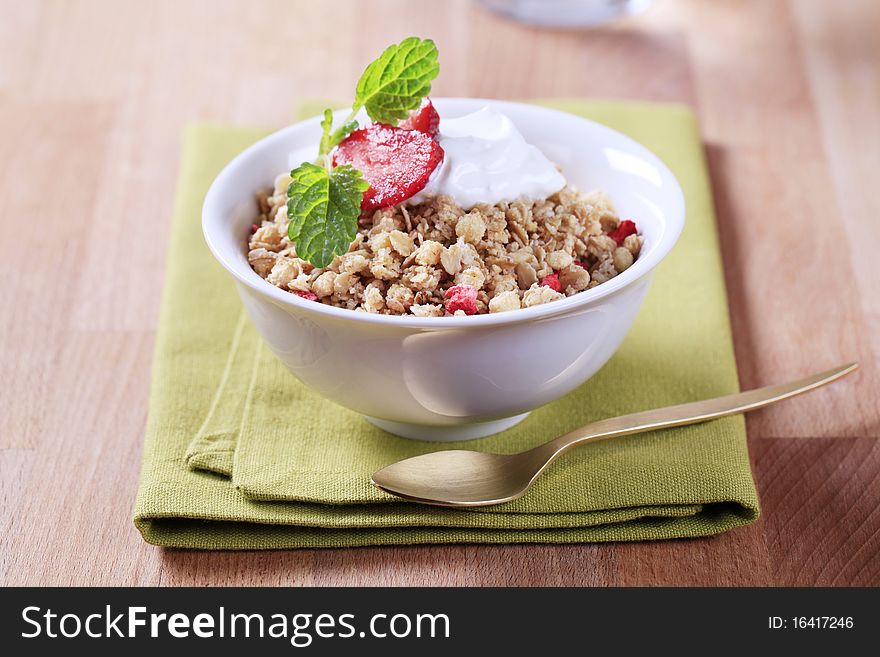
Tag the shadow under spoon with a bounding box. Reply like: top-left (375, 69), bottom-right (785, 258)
top-left (371, 363), bottom-right (858, 507)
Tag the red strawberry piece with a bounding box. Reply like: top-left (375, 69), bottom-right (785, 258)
top-left (574, 260), bottom-right (588, 269)
top-left (608, 220), bottom-right (637, 246)
top-left (399, 98), bottom-right (440, 136)
top-left (539, 273), bottom-right (561, 292)
top-left (292, 290), bottom-right (319, 301)
top-left (251, 223), bottom-right (260, 234)
top-left (333, 123), bottom-right (444, 211)
top-left (443, 284), bottom-right (478, 315)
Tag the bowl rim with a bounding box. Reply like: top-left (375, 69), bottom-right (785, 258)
top-left (202, 97), bottom-right (685, 328)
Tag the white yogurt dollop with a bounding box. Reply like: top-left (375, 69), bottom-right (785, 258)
top-left (408, 107), bottom-right (566, 209)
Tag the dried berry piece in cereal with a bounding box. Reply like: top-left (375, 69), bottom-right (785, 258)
top-left (608, 219), bottom-right (637, 246)
top-left (443, 284), bottom-right (478, 315)
top-left (539, 273), bottom-right (562, 292)
top-left (292, 290), bottom-right (319, 301)
top-left (333, 123), bottom-right (444, 211)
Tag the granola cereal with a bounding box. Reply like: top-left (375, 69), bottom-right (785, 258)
top-left (247, 174), bottom-right (643, 316)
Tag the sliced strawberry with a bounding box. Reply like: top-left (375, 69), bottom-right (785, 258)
top-left (333, 123), bottom-right (444, 211)
top-left (399, 98), bottom-right (440, 136)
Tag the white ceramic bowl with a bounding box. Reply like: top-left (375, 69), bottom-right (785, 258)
top-left (203, 98), bottom-right (685, 441)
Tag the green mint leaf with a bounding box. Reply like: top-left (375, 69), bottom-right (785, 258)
top-left (287, 162), bottom-right (368, 268)
top-left (353, 36), bottom-right (439, 124)
top-left (318, 109), bottom-right (358, 159)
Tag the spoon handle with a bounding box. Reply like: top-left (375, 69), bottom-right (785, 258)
top-left (539, 363), bottom-right (858, 461)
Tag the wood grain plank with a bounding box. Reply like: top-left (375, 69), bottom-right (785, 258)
top-left (4, 332), bottom-right (162, 586)
top-left (0, 1), bottom-right (41, 91)
top-left (790, 0), bottom-right (880, 438)
top-left (0, 449), bottom-right (35, 585)
top-left (307, 544), bottom-right (617, 586)
top-left (0, 99), bottom-right (115, 449)
top-left (753, 437), bottom-right (880, 585)
top-left (161, 544), bottom-right (617, 586)
top-left (160, 551), bottom-right (317, 587)
top-left (466, 4), bottom-right (694, 103)
top-left (682, 0), bottom-right (877, 439)
top-left (616, 524), bottom-right (774, 586)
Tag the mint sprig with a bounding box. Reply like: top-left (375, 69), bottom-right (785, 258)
top-left (287, 37), bottom-right (439, 267)
top-left (354, 37), bottom-right (439, 124)
top-left (287, 163), bottom-right (369, 269)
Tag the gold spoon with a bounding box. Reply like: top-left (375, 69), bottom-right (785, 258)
top-left (371, 363), bottom-right (858, 507)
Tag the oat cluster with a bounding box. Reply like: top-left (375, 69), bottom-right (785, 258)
top-left (247, 173), bottom-right (642, 316)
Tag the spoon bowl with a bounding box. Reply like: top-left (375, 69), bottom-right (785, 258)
top-left (372, 450), bottom-right (546, 506)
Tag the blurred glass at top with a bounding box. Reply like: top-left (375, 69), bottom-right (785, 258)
top-left (478, 0), bottom-right (653, 27)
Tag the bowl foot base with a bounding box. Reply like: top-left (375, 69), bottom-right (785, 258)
top-left (365, 412), bottom-right (531, 442)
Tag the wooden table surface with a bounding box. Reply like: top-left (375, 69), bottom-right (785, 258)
top-left (2, 0), bottom-right (878, 586)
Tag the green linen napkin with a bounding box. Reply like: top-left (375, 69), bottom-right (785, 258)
top-left (133, 101), bottom-right (759, 549)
